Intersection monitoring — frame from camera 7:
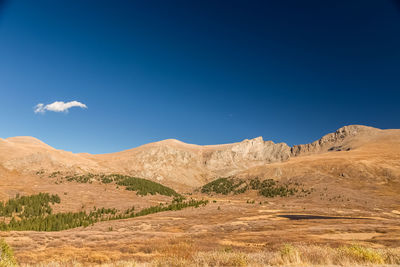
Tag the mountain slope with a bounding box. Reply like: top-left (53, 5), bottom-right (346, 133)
top-left (291, 125), bottom-right (381, 156)
top-left (238, 127), bottom-right (400, 200)
top-left (82, 137), bottom-right (291, 188)
top-left (0, 136), bottom-right (101, 173)
top-left (0, 125), bottom-right (399, 189)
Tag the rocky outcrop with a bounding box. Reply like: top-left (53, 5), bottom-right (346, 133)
top-left (291, 125), bottom-right (380, 156)
top-left (203, 137), bottom-right (290, 171)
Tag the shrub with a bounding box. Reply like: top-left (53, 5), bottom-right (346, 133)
top-left (339, 244), bottom-right (384, 264)
top-left (0, 238), bottom-right (17, 267)
top-left (280, 243), bottom-right (301, 264)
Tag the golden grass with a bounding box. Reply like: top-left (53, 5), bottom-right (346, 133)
top-left (20, 243), bottom-right (400, 267)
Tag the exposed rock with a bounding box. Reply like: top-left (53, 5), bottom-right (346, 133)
top-left (290, 125), bottom-right (380, 156)
top-left (202, 137), bottom-right (290, 171)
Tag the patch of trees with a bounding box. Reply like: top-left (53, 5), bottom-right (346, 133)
top-left (0, 207), bottom-right (118, 231)
top-left (112, 175), bottom-right (180, 197)
top-left (52, 173), bottom-right (180, 197)
top-left (134, 197), bottom-right (208, 217)
top-left (201, 177), bottom-right (312, 198)
top-left (0, 193), bottom-right (60, 218)
top-left (65, 174), bottom-right (92, 183)
top-left (0, 193), bottom-right (208, 231)
top-left (200, 178), bottom-right (247, 195)
top-left (250, 178), bottom-right (297, 197)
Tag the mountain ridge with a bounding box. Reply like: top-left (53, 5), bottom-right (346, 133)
top-left (1, 125), bottom-right (397, 189)
top-left (1, 124), bottom-right (382, 154)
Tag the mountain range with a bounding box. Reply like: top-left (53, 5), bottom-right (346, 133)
top-left (1, 125), bottom-right (399, 191)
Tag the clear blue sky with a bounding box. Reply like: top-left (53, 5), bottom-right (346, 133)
top-left (0, 0), bottom-right (399, 153)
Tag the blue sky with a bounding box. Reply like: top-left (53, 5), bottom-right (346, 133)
top-left (0, 0), bottom-right (399, 154)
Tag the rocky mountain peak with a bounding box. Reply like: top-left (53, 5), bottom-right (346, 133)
top-left (291, 125), bottom-right (380, 156)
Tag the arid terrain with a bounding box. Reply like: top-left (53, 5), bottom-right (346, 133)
top-left (0, 125), bottom-right (400, 266)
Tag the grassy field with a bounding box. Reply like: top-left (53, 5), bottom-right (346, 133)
top-left (10, 242), bottom-right (400, 266)
top-left (2, 193), bottom-right (399, 266)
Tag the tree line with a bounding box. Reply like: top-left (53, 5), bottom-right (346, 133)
top-left (0, 193), bottom-right (208, 231)
top-left (51, 173), bottom-right (180, 197)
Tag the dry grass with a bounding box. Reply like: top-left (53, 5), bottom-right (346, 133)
top-left (20, 243), bottom-right (400, 267)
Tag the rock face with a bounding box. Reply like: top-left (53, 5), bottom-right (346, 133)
top-left (0, 125), bottom-right (386, 188)
top-left (290, 125), bottom-right (380, 156)
top-left (202, 137), bottom-right (290, 172)
top-left (89, 137), bottom-right (291, 187)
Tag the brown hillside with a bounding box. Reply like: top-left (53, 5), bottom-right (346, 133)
top-left (0, 125), bottom-right (399, 190)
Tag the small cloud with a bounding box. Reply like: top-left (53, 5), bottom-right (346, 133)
top-left (34, 101), bottom-right (87, 114)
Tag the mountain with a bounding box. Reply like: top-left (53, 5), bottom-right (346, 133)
top-left (0, 125), bottom-right (399, 190)
top-left (85, 137), bottom-right (291, 188)
top-left (239, 125), bottom-right (400, 200)
top-left (291, 125), bottom-right (382, 156)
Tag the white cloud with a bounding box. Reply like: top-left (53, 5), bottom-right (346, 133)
top-left (34, 101), bottom-right (87, 114)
